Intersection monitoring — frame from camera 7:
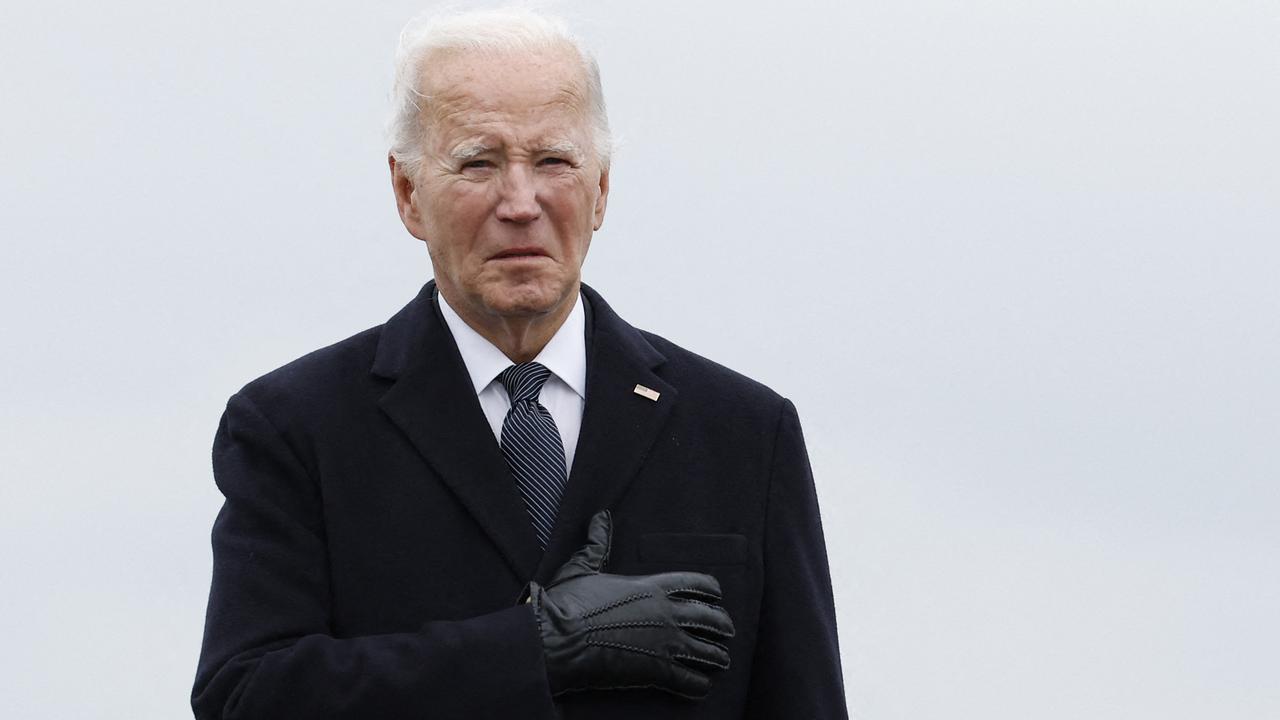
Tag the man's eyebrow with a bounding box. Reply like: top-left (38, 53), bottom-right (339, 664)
top-left (541, 141), bottom-right (582, 156)
top-left (448, 140), bottom-right (583, 161)
top-left (449, 142), bottom-right (492, 162)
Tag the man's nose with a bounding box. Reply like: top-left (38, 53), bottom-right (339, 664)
top-left (495, 165), bottom-right (542, 223)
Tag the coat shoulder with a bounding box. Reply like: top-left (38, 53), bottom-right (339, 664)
top-left (639, 329), bottom-right (788, 418)
top-left (233, 325), bottom-right (386, 417)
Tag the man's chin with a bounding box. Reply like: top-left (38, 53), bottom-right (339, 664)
top-left (479, 282), bottom-right (575, 319)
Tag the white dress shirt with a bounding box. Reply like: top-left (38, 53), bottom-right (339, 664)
top-left (437, 289), bottom-right (587, 473)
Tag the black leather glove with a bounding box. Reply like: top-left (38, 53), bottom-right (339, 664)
top-left (528, 510), bottom-right (735, 699)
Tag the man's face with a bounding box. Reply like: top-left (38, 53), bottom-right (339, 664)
top-left (392, 47), bottom-right (609, 324)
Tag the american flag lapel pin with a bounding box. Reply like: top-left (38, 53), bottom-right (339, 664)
top-left (633, 384), bottom-right (660, 402)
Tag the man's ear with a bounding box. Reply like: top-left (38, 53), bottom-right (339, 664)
top-left (390, 155), bottom-right (428, 242)
top-left (592, 165), bottom-right (610, 231)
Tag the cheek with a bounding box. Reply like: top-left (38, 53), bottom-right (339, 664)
top-left (544, 179), bottom-right (599, 222)
top-left (423, 193), bottom-right (491, 251)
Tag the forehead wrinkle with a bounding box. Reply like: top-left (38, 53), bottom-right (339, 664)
top-left (429, 96), bottom-right (588, 131)
top-left (420, 60), bottom-right (592, 129)
top-left (418, 55), bottom-right (596, 162)
top-left (432, 104), bottom-right (589, 158)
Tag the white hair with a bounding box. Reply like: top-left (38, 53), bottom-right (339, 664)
top-left (388, 6), bottom-right (612, 179)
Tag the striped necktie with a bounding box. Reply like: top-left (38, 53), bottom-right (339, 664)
top-left (498, 362), bottom-right (568, 549)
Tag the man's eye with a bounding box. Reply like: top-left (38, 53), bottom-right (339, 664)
top-left (538, 157), bottom-right (570, 167)
top-left (461, 160), bottom-right (492, 170)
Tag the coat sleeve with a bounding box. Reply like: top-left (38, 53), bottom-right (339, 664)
top-left (744, 399), bottom-right (849, 719)
top-left (191, 393), bottom-right (558, 720)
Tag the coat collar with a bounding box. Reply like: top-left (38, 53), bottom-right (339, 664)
top-left (371, 281), bottom-right (678, 584)
top-left (539, 283), bottom-right (678, 580)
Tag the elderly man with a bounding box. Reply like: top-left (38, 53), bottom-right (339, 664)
top-left (193, 7), bottom-right (845, 719)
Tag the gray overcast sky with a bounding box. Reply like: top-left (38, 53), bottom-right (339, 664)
top-left (1, 1), bottom-right (1277, 718)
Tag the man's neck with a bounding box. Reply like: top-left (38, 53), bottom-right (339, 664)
top-left (440, 285), bottom-right (578, 363)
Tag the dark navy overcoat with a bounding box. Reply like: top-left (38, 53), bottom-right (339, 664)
top-left (193, 282), bottom-right (846, 718)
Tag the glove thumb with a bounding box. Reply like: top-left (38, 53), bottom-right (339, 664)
top-left (551, 509), bottom-right (612, 584)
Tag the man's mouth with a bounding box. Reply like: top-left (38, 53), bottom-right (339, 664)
top-left (490, 247), bottom-right (548, 260)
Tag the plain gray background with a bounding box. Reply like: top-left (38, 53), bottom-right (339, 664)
top-left (2, 1), bottom-right (1277, 718)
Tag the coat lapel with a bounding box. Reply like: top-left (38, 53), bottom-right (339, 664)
top-left (372, 282), bottom-right (542, 582)
top-left (536, 284), bottom-right (678, 579)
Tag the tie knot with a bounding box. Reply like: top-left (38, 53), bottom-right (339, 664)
top-left (499, 362), bottom-right (552, 404)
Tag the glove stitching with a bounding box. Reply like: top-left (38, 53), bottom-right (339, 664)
top-left (582, 591), bottom-right (653, 618)
top-left (665, 586), bottom-right (721, 600)
top-left (681, 633), bottom-right (730, 653)
top-left (669, 597), bottom-right (722, 611)
top-left (585, 620), bottom-right (665, 632)
top-left (673, 652), bottom-right (730, 670)
top-left (677, 621), bottom-right (730, 636)
top-left (586, 638), bottom-right (661, 657)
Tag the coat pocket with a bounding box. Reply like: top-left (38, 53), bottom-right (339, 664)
top-left (638, 532), bottom-right (748, 566)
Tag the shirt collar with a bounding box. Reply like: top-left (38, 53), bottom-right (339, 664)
top-left (437, 288), bottom-right (587, 400)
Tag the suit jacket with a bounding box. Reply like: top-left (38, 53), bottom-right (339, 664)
top-left (193, 282), bottom-right (846, 719)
